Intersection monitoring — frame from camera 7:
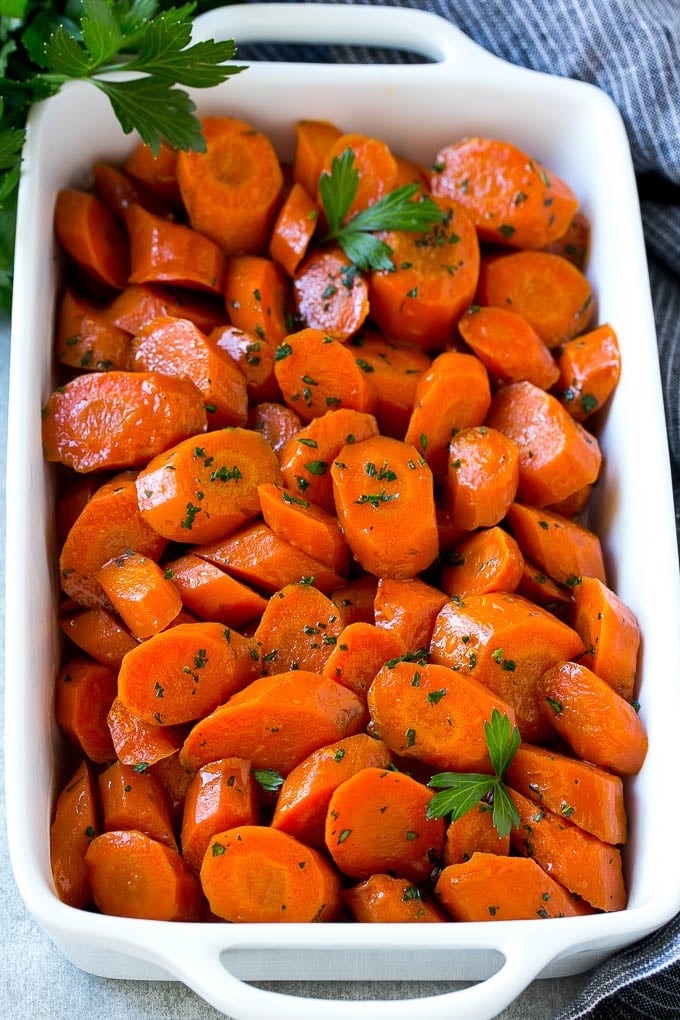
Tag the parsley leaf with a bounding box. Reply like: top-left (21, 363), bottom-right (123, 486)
top-left (252, 768), bottom-right (284, 793)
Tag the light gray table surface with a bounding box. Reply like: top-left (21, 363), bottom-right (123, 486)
top-left (0, 312), bottom-right (600, 1018)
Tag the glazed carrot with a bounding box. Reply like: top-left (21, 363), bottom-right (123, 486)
top-left (323, 133), bottom-right (398, 218)
top-left (436, 503), bottom-right (468, 553)
top-left (253, 582), bottom-right (345, 675)
top-left (196, 521), bottom-right (347, 595)
top-left (293, 245), bottom-right (370, 341)
top-left (210, 325), bottom-right (281, 405)
top-left (124, 204), bottom-right (225, 296)
top-left (321, 622), bottom-right (407, 699)
top-left (348, 330), bottom-right (432, 438)
top-left (50, 759), bottom-right (99, 908)
top-left (98, 760), bottom-right (178, 849)
top-left (430, 138), bottom-right (578, 249)
top-left (440, 526), bottom-right (524, 599)
top-left (269, 182), bottom-right (319, 277)
top-left (404, 352), bottom-right (491, 476)
top-left (505, 743), bottom-right (627, 845)
top-left (59, 472), bottom-right (167, 609)
top-left (271, 733), bottom-right (393, 848)
top-left (257, 482), bottom-right (350, 574)
top-left (393, 153), bottom-right (431, 190)
top-left (555, 323), bottom-right (621, 421)
top-left (279, 406), bottom-right (379, 511)
top-left (457, 305), bottom-right (560, 390)
top-left (443, 803), bottom-right (510, 866)
top-left (571, 576), bottom-right (640, 701)
top-left (104, 283), bottom-right (226, 336)
top-left (181, 670), bottom-right (366, 774)
top-left (135, 426), bottom-right (282, 544)
top-left (373, 576), bottom-right (448, 653)
top-left (344, 874), bottom-right (448, 923)
top-left (476, 251), bottom-right (594, 347)
top-left (274, 327), bottom-right (378, 422)
top-left (54, 188), bottom-right (129, 290)
top-left (486, 381), bottom-right (602, 507)
top-left (367, 659), bottom-right (517, 772)
top-left (106, 697), bottom-right (185, 768)
top-left (429, 592), bottom-right (585, 742)
top-left (542, 210), bottom-right (590, 269)
top-left (149, 750), bottom-right (194, 819)
top-left (59, 606), bottom-right (138, 668)
top-left (331, 573), bottom-right (379, 627)
top-left (55, 473), bottom-right (104, 545)
top-left (517, 558), bottom-right (573, 615)
top-left (324, 766), bottom-right (446, 882)
top-left (505, 502), bottom-right (607, 587)
top-left (293, 119), bottom-right (342, 196)
top-left (97, 549), bottom-right (182, 639)
top-left (331, 433), bottom-right (439, 579)
top-left (538, 660), bottom-right (648, 775)
top-left (56, 289), bottom-right (131, 372)
top-left (223, 255), bottom-right (290, 345)
top-left (117, 621), bottom-right (260, 726)
top-left (509, 788), bottom-right (626, 912)
top-left (177, 117), bottom-right (284, 255)
top-left (124, 140), bottom-right (182, 207)
top-left (129, 315), bottom-right (248, 429)
top-left (85, 830), bottom-right (204, 920)
top-left (247, 401), bottom-right (302, 455)
top-left (368, 199), bottom-right (480, 350)
top-left (42, 370), bottom-right (207, 473)
top-left (93, 161), bottom-right (171, 220)
top-left (547, 483), bottom-right (592, 518)
top-left (163, 552), bottom-right (268, 628)
top-left (435, 852), bottom-right (589, 921)
top-left (55, 656), bottom-right (117, 763)
top-left (201, 825), bottom-right (343, 922)
top-left (445, 426), bottom-right (519, 530)
top-left (181, 758), bottom-right (260, 873)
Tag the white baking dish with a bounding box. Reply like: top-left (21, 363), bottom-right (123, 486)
top-left (6, 4), bottom-right (680, 1018)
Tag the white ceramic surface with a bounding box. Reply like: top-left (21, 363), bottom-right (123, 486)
top-left (6, 5), bottom-right (680, 1019)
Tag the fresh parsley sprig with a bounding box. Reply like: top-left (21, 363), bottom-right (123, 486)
top-left (426, 709), bottom-right (522, 838)
top-left (318, 147), bottom-right (447, 272)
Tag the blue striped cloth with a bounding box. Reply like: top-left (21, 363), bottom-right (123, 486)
top-left (244, 1), bottom-right (680, 1016)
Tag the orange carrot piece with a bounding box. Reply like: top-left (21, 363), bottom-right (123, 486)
top-left (555, 323), bottom-right (622, 421)
top-left (542, 210), bottom-right (590, 269)
top-left (430, 138), bottom-right (578, 249)
top-left (429, 592), bottom-right (585, 742)
top-left (85, 830), bottom-right (204, 920)
top-left (201, 825), bottom-right (343, 922)
top-left (56, 289), bottom-right (131, 372)
top-left (547, 483), bottom-right (592, 518)
top-left (445, 426), bottom-right (519, 529)
top-left (393, 153), bottom-right (431, 190)
top-left (135, 426), bottom-right (282, 544)
top-left (269, 181), bottom-right (319, 277)
top-left (293, 246), bottom-right (370, 341)
top-left (405, 352), bottom-right (491, 476)
top-left (129, 315), bottom-right (248, 429)
top-left (177, 117), bottom-right (284, 255)
top-left (293, 119), bottom-right (342, 196)
top-left (325, 767), bottom-right (446, 882)
top-left (124, 204), bottom-right (225, 295)
top-left (247, 401), bottom-right (302, 454)
top-left (271, 733), bottom-right (393, 848)
top-left (60, 606), bottom-right (138, 669)
top-left (505, 743), bottom-right (627, 845)
top-left (93, 161), bottom-right (171, 220)
top-left (457, 305), bottom-right (559, 390)
top-left (538, 660), bottom-right (648, 775)
top-left (163, 552), bottom-right (268, 628)
top-left (440, 526), bottom-right (524, 599)
top-left (124, 141), bottom-right (182, 207)
top-left (107, 696), bottom-right (185, 768)
top-left (517, 558), bottom-right (573, 614)
top-left (443, 803), bottom-right (510, 866)
top-left (253, 581), bottom-right (345, 676)
top-left (181, 670), bottom-right (365, 775)
top-left (55, 188), bottom-right (129, 290)
top-left (476, 251), bottom-right (594, 347)
top-left (344, 874), bottom-right (448, 923)
top-left (97, 549), bottom-right (182, 639)
top-left (274, 327), bottom-right (377, 422)
top-left (104, 283), bottom-right (226, 336)
top-left (509, 788), bottom-right (626, 912)
top-left (331, 433), bottom-right (438, 579)
top-left (257, 481), bottom-right (350, 574)
top-left (435, 852), bottom-right (589, 921)
top-left (321, 622), bottom-right (407, 699)
top-left (210, 325), bottom-right (281, 405)
top-left (223, 254), bottom-right (291, 345)
top-left (349, 330), bottom-right (432, 438)
top-left (571, 576), bottom-right (640, 701)
top-left (55, 656), bottom-right (117, 763)
top-left (42, 371), bottom-right (207, 473)
top-left (486, 381), bottom-right (602, 507)
top-left (55, 473), bottom-right (104, 545)
top-left (505, 502), bottom-right (607, 586)
top-left (374, 576), bottom-right (448, 654)
top-left (117, 621), bottom-right (260, 726)
top-left (181, 758), bottom-right (260, 873)
top-left (368, 199), bottom-right (480, 350)
top-left (323, 133), bottom-right (398, 218)
top-left (50, 759), bottom-right (99, 907)
top-left (367, 659), bottom-right (517, 772)
top-left (98, 760), bottom-right (178, 849)
top-left (331, 573), bottom-right (379, 627)
top-left (149, 750), bottom-right (193, 820)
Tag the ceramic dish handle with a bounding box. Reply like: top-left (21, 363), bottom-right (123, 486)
top-left (191, 1), bottom-right (506, 71)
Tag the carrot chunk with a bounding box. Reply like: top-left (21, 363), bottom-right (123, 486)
top-left (181, 758), bottom-right (260, 873)
top-left (344, 874), bottom-right (448, 923)
top-left (50, 760), bottom-right (99, 907)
